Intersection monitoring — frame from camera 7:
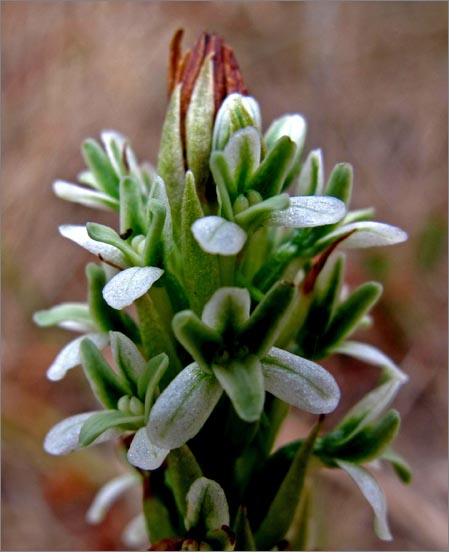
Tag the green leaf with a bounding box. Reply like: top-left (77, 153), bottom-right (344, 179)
top-left (234, 194), bottom-right (290, 231)
top-left (234, 505), bottom-right (256, 551)
top-left (142, 199), bottom-right (166, 267)
top-left (110, 331), bottom-right (146, 390)
top-left (249, 136), bottom-right (296, 198)
top-left (119, 175), bottom-right (146, 236)
top-left (295, 148), bottom-right (324, 196)
top-left (336, 460), bottom-right (392, 541)
top-left (319, 282), bottom-right (382, 352)
top-left (240, 280), bottom-right (296, 357)
top-left (86, 222), bottom-right (141, 265)
top-left (317, 410), bottom-right (401, 464)
top-left (173, 310), bottom-right (222, 370)
top-left (80, 338), bottom-right (131, 408)
top-left (186, 56), bottom-right (215, 188)
top-left (185, 477), bottom-right (230, 532)
top-left (324, 163), bottom-right (353, 207)
top-left (381, 448), bottom-right (412, 484)
top-left (143, 487), bottom-right (177, 542)
top-left (78, 410), bottom-right (143, 447)
top-left (135, 294), bottom-right (182, 380)
top-left (254, 418), bottom-right (322, 549)
top-left (157, 84), bottom-right (185, 236)
top-left (181, 172), bottom-right (220, 315)
top-left (139, 353), bottom-right (169, 421)
top-left (213, 356), bottom-right (265, 423)
top-left (167, 445), bottom-right (203, 520)
top-left (82, 138), bottom-right (119, 199)
top-left (209, 151), bottom-right (236, 218)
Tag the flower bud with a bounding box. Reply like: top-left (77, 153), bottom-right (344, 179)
top-left (158, 31), bottom-right (249, 219)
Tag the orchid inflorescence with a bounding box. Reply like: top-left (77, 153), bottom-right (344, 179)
top-left (35, 30), bottom-right (410, 551)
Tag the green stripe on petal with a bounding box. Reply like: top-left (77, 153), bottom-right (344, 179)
top-left (262, 347), bottom-right (340, 414)
top-left (213, 356), bottom-right (264, 423)
top-left (147, 362), bottom-right (223, 449)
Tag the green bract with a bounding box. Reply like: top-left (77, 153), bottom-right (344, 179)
top-left (36, 31), bottom-right (410, 551)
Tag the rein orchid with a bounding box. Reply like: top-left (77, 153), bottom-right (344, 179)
top-left (35, 30), bottom-right (410, 551)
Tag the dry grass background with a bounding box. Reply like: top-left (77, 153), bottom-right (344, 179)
top-left (2, 2), bottom-right (447, 550)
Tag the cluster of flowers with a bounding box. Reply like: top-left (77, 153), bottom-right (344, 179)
top-left (35, 31), bottom-right (410, 551)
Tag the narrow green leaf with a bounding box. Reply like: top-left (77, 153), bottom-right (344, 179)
top-left (119, 175), bottom-right (146, 236)
top-left (324, 163), bottom-right (353, 207)
top-left (110, 331), bottom-right (146, 390)
top-left (234, 505), bottom-right (256, 551)
top-left (249, 136), bottom-right (296, 198)
top-left (167, 445), bottom-right (203, 520)
top-left (86, 222), bottom-right (141, 265)
top-left (240, 280), bottom-right (296, 357)
top-left (142, 199), bottom-right (166, 267)
top-left (294, 149), bottom-right (324, 196)
top-left (135, 294), bottom-right (183, 381)
top-left (143, 491), bottom-right (177, 542)
top-left (157, 84), bottom-right (185, 236)
top-left (254, 418), bottom-right (322, 549)
top-left (79, 410), bottom-right (142, 447)
top-left (172, 310), bottom-right (222, 370)
top-left (381, 448), bottom-right (412, 484)
top-left (82, 138), bottom-right (119, 199)
top-left (80, 338), bottom-right (131, 408)
top-left (186, 57), bottom-right (215, 188)
top-left (319, 282), bottom-right (382, 352)
top-left (140, 354), bottom-right (169, 421)
top-left (317, 410), bottom-right (401, 464)
top-left (209, 151), bottom-right (236, 218)
top-left (181, 172), bottom-right (220, 315)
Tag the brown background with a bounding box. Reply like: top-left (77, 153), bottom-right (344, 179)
top-left (2, 2), bottom-right (447, 550)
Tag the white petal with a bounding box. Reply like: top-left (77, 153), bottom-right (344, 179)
top-left (262, 347), bottom-right (340, 414)
top-left (102, 267), bottom-right (164, 310)
top-left (53, 180), bottom-right (118, 210)
top-left (185, 477), bottom-right (230, 531)
top-left (59, 225), bottom-right (127, 268)
top-left (122, 513), bottom-right (149, 549)
top-left (86, 473), bottom-right (138, 524)
top-left (192, 216), bottom-right (247, 255)
top-left (127, 427), bottom-right (169, 470)
top-left (147, 362), bottom-right (223, 449)
top-left (321, 221), bottom-right (408, 248)
top-left (266, 196), bottom-right (346, 228)
top-left (224, 126), bottom-right (261, 180)
top-left (44, 411), bottom-right (119, 455)
top-left (334, 341), bottom-right (408, 383)
top-left (337, 461), bottom-right (392, 541)
top-left (265, 114), bottom-right (306, 149)
top-left (46, 333), bottom-right (109, 381)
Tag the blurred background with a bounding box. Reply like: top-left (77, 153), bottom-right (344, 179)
top-left (2, 2), bottom-right (447, 550)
